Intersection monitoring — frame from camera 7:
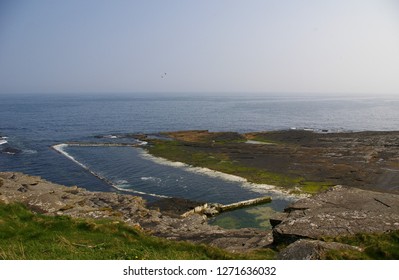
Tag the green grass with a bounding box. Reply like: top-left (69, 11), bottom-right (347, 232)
top-left (323, 231), bottom-right (399, 260)
top-left (146, 140), bottom-right (331, 194)
top-left (0, 202), bottom-right (276, 260)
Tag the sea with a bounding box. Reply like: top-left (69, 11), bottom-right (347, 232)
top-left (1, 93), bottom-right (399, 229)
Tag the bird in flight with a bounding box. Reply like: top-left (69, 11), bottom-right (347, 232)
top-left (161, 72), bottom-right (167, 78)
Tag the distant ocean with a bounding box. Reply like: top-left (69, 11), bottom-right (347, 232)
top-left (1, 93), bottom-right (399, 228)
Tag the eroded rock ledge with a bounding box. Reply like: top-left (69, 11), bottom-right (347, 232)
top-left (272, 185), bottom-right (399, 259)
top-left (272, 185), bottom-right (399, 242)
top-left (1, 172), bottom-right (399, 258)
top-left (0, 172), bottom-right (272, 253)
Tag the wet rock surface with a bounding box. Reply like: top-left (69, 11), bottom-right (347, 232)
top-left (241, 131), bottom-right (399, 193)
top-left (1, 147), bottom-right (22, 155)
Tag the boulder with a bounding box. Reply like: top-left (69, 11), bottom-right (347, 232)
top-left (1, 147), bottom-right (22, 155)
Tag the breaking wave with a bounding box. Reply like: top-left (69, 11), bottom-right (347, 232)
top-left (141, 176), bottom-right (162, 183)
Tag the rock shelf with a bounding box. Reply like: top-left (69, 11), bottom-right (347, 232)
top-left (1, 172), bottom-right (398, 258)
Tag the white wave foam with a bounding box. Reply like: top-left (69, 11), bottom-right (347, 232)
top-left (241, 182), bottom-right (307, 200)
top-left (52, 143), bottom-right (170, 199)
top-left (113, 185), bottom-right (169, 198)
top-left (116, 179), bottom-right (128, 185)
top-left (103, 135), bottom-right (118, 139)
top-left (22, 149), bottom-right (38, 154)
top-left (0, 139), bottom-right (8, 145)
top-left (53, 144), bottom-right (88, 170)
top-left (141, 176), bottom-right (161, 183)
top-left (138, 149), bottom-right (304, 200)
top-left (115, 179), bottom-right (131, 189)
top-left (190, 166), bottom-right (247, 182)
top-left (139, 151), bottom-right (194, 168)
top-left (112, 181), bottom-right (169, 198)
top-left (137, 140), bottom-right (148, 146)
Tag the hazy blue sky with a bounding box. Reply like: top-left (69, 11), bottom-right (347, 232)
top-left (1, 0), bottom-right (398, 95)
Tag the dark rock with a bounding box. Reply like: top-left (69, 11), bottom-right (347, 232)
top-left (1, 147), bottom-right (22, 155)
top-left (269, 212), bottom-right (288, 228)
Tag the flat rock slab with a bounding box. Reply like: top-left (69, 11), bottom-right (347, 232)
top-left (273, 186), bottom-right (399, 244)
top-left (171, 130), bottom-right (399, 193)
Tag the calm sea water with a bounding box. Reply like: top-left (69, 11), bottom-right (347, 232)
top-left (1, 93), bottom-right (399, 228)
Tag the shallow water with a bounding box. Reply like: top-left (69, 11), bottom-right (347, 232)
top-left (57, 145), bottom-right (295, 228)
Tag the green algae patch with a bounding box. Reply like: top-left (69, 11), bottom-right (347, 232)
top-left (295, 181), bottom-right (334, 195)
top-left (147, 140), bottom-right (227, 167)
top-left (146, 139), bottom-right (332, 195)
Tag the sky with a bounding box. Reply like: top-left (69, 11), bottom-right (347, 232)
top-left (0, 0), bottom-right (399, 95)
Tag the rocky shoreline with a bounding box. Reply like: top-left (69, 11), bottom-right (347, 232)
top-left (0, 172), bottom-right (272, 253)
top-left (1, 172), bottom-right (399, 259)
top-left (145, 130), bottom-right (399, 194)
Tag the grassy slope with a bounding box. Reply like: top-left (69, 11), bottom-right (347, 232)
top-left (0, 201), bottom-right (399, 260)
top-left (1, 201), bottom-right (397, 260)
top-left (0, 203), bottom-right (275, 260)
top-left (323, 231), bottom-right (399, 260)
